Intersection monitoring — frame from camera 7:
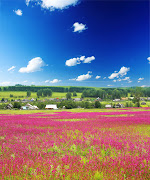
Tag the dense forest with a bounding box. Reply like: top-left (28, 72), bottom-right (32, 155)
top-left (0, 85), bottom-right (150, 98)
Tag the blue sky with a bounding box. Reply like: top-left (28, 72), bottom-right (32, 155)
top-left (0, 0), bottom-right (149, 87)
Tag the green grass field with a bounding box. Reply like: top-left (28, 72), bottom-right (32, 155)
top-left (0, 91), bottom-right (82, 100)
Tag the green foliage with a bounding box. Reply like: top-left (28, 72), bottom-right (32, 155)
top-left (10, 94), bottom-right (13, 97)
top-left (13, 102), bottom-right (21, 109)
top-left (65, 101), bottom-right (77, 109)
top-left (37, 102), bottom-right (46, 109)
top-left (66, 92), bottom-right (72, 100)
top-left (95, 101), bottom-right (102, 108)
top-left (42, 89), bottom-right (52, 97)
top-left (37, 89), bottom-right (42, 97)
top-left (27, 91), bottom-right (31, 97)
top-left (73, 91), bottom-right (77, 97)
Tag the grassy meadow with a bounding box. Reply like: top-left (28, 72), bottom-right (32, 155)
top-left (0, 91), bottom-right (82, 100)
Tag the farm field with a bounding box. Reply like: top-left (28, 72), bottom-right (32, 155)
top-left (0, 108), bottom-right (150, 179)
top-left (0, 91), bottom-right (82, 100)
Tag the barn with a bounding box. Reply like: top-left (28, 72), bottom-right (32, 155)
top-left (45, 104), bottom-right (58, 110)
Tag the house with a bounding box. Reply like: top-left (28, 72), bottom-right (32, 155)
top-left (49, 98), bottom-right (56, 101)
top-left (113, 99), bottom-right (120, 102)
top-left (141, 102), bottom-right (146, 105)
top-left (21, 99), bottom-right (29, 103)
top-left (73, 98), bottom-right (82, 102)
top-left (105, 104), bottom-right (112, 108)
top-left (6, 103), bottom-right (13, 109)
top-left (21, 106), bottom-right (29, 110)
top-left (121, 97), bottom-right (128, 101)
top-left (115, 103), bottom-right (125, 108)
top-left (61, 98), bottom-right (67, 101)
top-left (21, 103), bottom-right (39, 110)
top-left (128, 97), bottom-right (134, 100)
top-left (96, 97), bottom-right (102, 101)
top-left (140, 97), bottom-right (145, 101)
top-left (45, 104), bottom-right (58, 110)
top-left (28, 105), bottom-right (39, 110)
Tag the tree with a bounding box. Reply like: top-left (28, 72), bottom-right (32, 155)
top-left (43, 89), bottom-right (52, 97)
top-left (27, 91), bottom-right (31, 97)
top-left (37, 90), bottom-right (43, 97)
top-left (66, 92), bottom-right (72, 100)
top-left (95, 101), bottom-right (101, 108)
top-left (133, 87), bottom-right (143, 107)
top-left (13, 102), bottom-right (21, 109)
top-left (73, 91), bottom-right (77, 97)
top-left (112, 89), bottom-right (121, 99)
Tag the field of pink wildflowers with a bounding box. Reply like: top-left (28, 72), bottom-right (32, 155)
top-left (0, 108), bottom-right (150, 179)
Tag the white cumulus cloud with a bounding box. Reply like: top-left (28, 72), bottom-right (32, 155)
top-left (0, 81), bottom-right (11, 86)
top-left (8, 66), bottom-right (16, 72)
top-left (108, 66), bottom-right (130, 79)
top-left (14, 9), bottom-right (23, 16)
top-left (65, 57), bottom-right (80, 66)
top-left (95, 75), bottom-right (101, 79)
top-left (83, 56), bottom-right (95, 63)
top-left (73, 22), bottom-right (87, 33)
top-left (65, 56), bottom-right (95, 66)
top-left (50, 79), bottom-right (61, 83)
top-left (19, 57), bottom-right (46, 73)
top-left (26, 0), bottom-right (30, 6)
top-left (27, 0), bottom-right (79, 10)
top-left (123, 77), bottom-right (130, 81)
top-left (45, 80), bottom-right (50, 83)
top-left (147, 57), bottom-right (150, 64)
top-left (76, 71), bottom-right (92, 81)
top-left (138, 77), bottom-right (144, 81)
top-left (23, 80), bottom-right (28, 83)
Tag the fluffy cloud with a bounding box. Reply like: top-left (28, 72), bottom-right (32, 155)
top-left (103, 77), bottom-right (106, 79)
top-left (26, 0), bottom-right (30, 6)
top-left (23, 80), bottom-right (28, 83)
top-left (128, 80), bottom-right (132, 83)
top-left (65, 56), bottom-right (95, 66)
top-left (27, 0), bottom-right (79, 10)
top-left (0, 81), bottom-right (11, 86)
top-left (113, 80), bottom-right (117, 82)
top-left (107, 85), bottom-right (113, 87)
top-left (138, 77), bottom-right (144, 81)
top-left (19, 57), bottom-right (46, 73)
top-left (76, 71), bottom-right (92, 81)
top-left (73, 22), bottom-right (87, 33)
top-left (108, 72), bottom-right (119, 79)
top-left (65, 57), bottom-right (80, 66)
top-left (50, 79), bottom-right (61, 83)
top-left (14, 9), bottom-right (23, 16)
top-left (83, 56), bottom-right (95, 63)
top-left (108, 66), bottom-right (130, 79)
top-left (147, 57), bottom-right (150, 63)
top-left (123, 77), bottom-right (130, 81)
top-left (141, 85), bottom-right (146, 87)
top-left (95, 75), bottom-right (101, 79)
top-left (45, 80), bottom-right (50, 83)
top-left (8, 66), bottom-right (16, 72)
